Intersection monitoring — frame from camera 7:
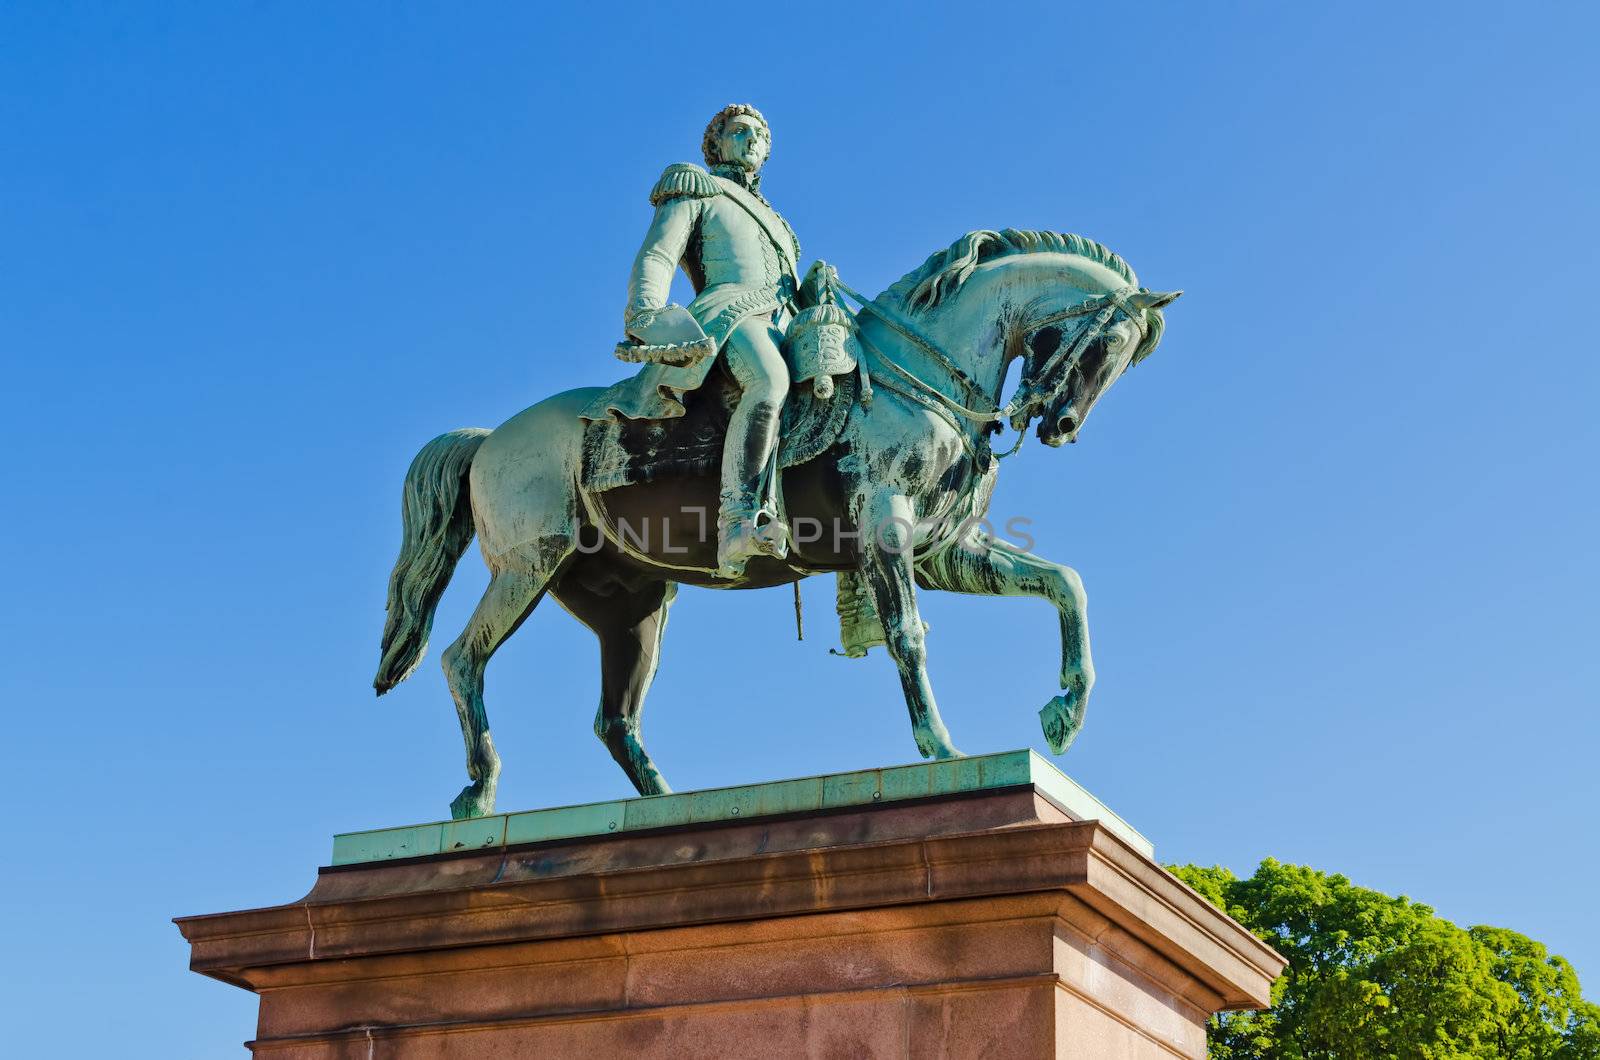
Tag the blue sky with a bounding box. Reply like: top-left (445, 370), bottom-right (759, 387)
top-left (3, 3), bottom-right (1596, 1054)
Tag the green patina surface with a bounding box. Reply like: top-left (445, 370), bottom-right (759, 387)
top-left (372, 105), bottom-right (1179, 824)
top-left (331, 750), bottom-right (1150, 866)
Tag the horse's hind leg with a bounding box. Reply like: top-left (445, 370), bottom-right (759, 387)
top-left (551, 573), bottom-right (677, 796)
top-left (916, 532), bottom-right (1094, 754)
top-left (441, 555), bottom-right (559, 819)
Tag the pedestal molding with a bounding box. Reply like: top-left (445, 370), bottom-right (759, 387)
top-left (179, 782), bottom-right (1285, 1056)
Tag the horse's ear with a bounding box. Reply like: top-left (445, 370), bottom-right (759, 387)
top-left (1130, 289), bottom-right (1182, 310)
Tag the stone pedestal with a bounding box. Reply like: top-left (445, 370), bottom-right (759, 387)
top-left (177, 752), bottom-right (1283, 1057)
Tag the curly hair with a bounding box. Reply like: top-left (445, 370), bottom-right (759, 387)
top-left (702, 103), bottom-right (769, 166)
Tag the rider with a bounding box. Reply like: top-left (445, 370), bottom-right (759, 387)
top-left (620, 103), bottom-right (826, 577)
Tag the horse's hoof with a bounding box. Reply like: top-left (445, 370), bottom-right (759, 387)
top-left (450, 782), bottom-right (496, 820)
top-left (636, 774), bottom-right (672, 797)
top-left (1039, 692), bottom-right (1083, 754)
top-left (915, 729), bottom-right (962, 760)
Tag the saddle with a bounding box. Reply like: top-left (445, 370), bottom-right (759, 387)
top-left (580, 362), bottom-right (861, 493)
top-left (579, 349), bottom-right (893, 660)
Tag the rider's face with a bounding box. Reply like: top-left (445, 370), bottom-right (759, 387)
top-left (716, 116), bottom-right (770, 173)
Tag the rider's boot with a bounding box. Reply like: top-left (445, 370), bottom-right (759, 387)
top-left (716, 397), bottom-right (790, 578)
top-left (716, 487), bottom-right (789, 579)
top-left (717, 319), bottom-right (791, 579)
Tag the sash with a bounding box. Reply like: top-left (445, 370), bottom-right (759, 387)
top-left (712, 175), bottom-right (800, 280)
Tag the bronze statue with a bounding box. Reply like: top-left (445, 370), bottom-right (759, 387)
top-left (374, 104), bottom-right (1180, 820)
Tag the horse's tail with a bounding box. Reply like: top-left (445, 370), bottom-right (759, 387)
top-left (374, 428), bottom-right (492, 695)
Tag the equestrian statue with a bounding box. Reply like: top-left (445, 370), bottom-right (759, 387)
top-left (373, 104), bottom-right (1181, 820)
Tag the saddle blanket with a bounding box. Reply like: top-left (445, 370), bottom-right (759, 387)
top-left (581, 369), bottom-right (860, 493)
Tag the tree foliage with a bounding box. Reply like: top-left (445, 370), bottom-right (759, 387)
top-left (1170, 860), bottom-right (1600, 1059)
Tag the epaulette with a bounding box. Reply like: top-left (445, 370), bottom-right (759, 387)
top-left (649, 162), bottom-right (720, 207)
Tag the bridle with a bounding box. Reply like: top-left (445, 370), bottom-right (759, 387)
top-left (1004, 284), bottom-right (1150, 431)
top-left (831, 277), bottom-right (1146, 461)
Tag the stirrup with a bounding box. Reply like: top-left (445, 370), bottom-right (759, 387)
top-left (716, 506), bottom-right (789, 577)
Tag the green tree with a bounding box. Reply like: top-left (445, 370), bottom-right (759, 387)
top-left (1170, 859), bottom-right (1600, 1059)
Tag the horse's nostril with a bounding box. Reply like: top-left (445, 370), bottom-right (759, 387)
top-left (1057, 414), bottom-right (1079, 437)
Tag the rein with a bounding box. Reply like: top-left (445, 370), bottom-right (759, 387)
top-left (830, 277), bottom-right (1140, 461)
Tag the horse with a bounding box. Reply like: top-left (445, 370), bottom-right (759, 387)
top-left (373, 228), bottom-right (1179, 820)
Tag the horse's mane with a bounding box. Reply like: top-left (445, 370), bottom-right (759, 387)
top-left (883, 229), bottom-right (1138, 313)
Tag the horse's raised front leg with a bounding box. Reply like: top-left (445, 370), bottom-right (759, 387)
top-left (916, 532), bottom-right (1094, 753)
top-left (441, 547), bottom-right (562, 819)
top-left (551, 572), bottom-right (676, 796)
top-left (854, 491), bottom-right (961, 759)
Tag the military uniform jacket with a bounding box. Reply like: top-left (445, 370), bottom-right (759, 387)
top-left (582, 162), bottom-right (802, 423)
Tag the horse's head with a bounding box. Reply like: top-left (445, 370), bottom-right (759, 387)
top-left (1021, 287), bottom-right (1182, 447)
top-left (872, 229), bottom-right (1180, 451)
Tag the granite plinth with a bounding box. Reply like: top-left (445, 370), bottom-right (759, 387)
top-left (177, 756), bottom-right (1283, 1058)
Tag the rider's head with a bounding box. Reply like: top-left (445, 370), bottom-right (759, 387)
top-left (703, 104), bottom-right (770, 174)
